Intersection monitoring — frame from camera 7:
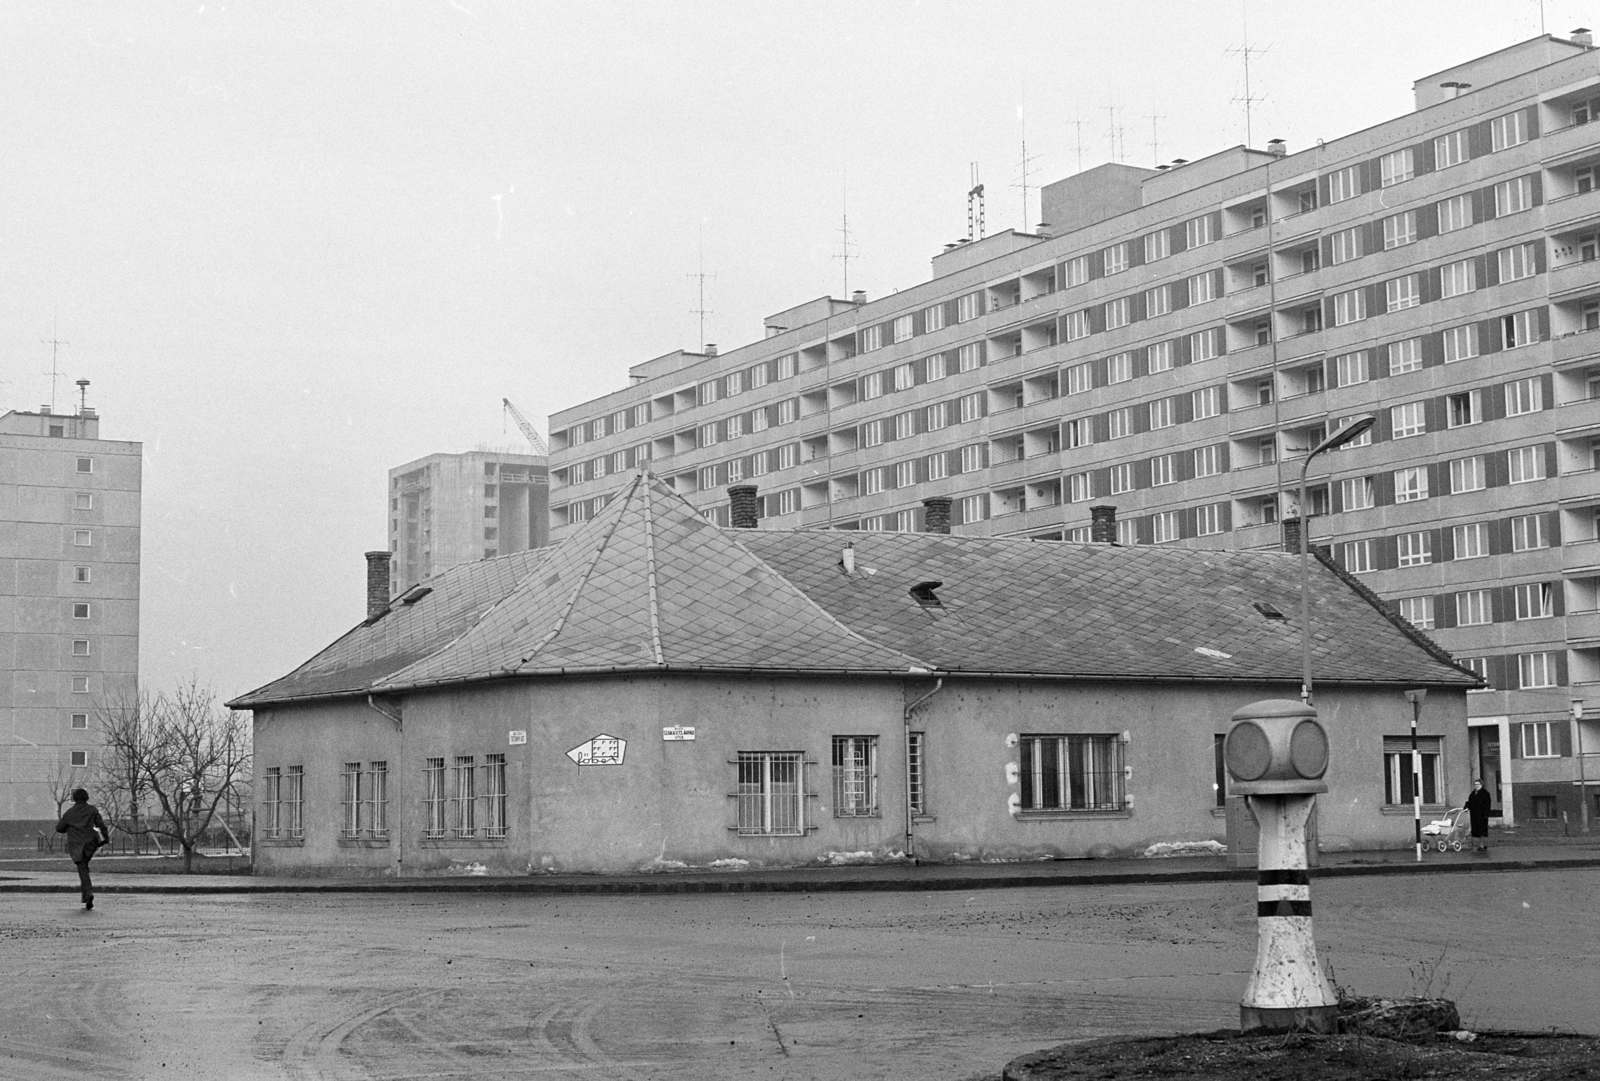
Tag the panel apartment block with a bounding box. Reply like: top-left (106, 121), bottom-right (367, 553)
top-left (387, 451), bottom-right (549, 595)
top-left (0, 405), bottom-right (141, 827)
top-left (548, 34), bottom-right (1600, 828)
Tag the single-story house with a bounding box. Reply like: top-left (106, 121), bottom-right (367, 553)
top-left (229, 473), bottom-right (1479, 877)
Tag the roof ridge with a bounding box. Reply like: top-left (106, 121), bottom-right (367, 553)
top-left (509, 471), bottom-right (646, 673)
top-left (642, 480), bottom-right (666, 667)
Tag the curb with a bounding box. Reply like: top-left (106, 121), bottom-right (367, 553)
top-left (2, 855), bottom-right (1597, 897)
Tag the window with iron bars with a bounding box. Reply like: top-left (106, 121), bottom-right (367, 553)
top-left (423, 757), bottom-right (448, 838)
top-left (736, 752), bottom-right (804, 836)
top-left (452, 756), bottom-right (477, 837)
top-left (832, 736), bottom-right (878, 817)
top-left (908, 731), bottom-right (927, 816)
top-left (1018, 734), bottom-right (1125, 812)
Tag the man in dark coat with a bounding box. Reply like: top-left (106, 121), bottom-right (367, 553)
top-left (1464, 779), bottom-right (1493, 854)
top-left (55, 788), bottom-right (110, 908)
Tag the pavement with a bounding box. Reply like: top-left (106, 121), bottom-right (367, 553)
top-left (4, 830), bottom-right (1598, 896)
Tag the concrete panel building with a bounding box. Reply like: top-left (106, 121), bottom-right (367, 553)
top-left (387, 451), bottom-right (548, 596)
top-left (232, 474), bottom-right (1475, 878)
top-left (546, 34), bottom-right (1600, 829)
top-left (0, 403), bottom-right (141, 829)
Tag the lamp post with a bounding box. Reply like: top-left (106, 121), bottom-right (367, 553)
top-left (1297, 414), bottom-right (1377, 705)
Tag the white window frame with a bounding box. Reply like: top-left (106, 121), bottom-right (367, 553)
top-left (1494, 176), bottom-right (1533, 216)
top-left (1340, 476), bottom-right (1375, 511)
top-left (1507, 445), bottom-right (1546, 484)
top-left (1193, 444), bottom-right (1221, 477)
top-left (1380, 147), bottom-right (1414, 186)
top-left (1104, 296), bottom-right (1131, 329)
top-left (1452, 522), bottom-right (1489, 559)
top-left (1394, 467), bottom-right (1429, 503)
top-left (1107, 352), bottom-right (1134, 383)
top-left (1443, 324), bottom-right (1479, 363)
top-left (1333, 289), bottom-right (1367, 326)
top-left (1511, 513), bottom-right (1548, 551)
top-left (1517, 653), bottom-right (1557, 691)
top-left (1152, 510), bottom-right (1180, 544)
top-left (1437, 194), bottom-right (1472, 233)
top-left (1334, 351), bottom-right (1369, 387)
top-left (1187, 272), bottom-right (1217, 305)
top-left (1449, 456), bottom-right (1485, 493)
top-left (1490, 110), bottom-right (1527, 151)
top-left (1195, 503), bottom-right (1223, 536)
top-left (1150, 454), bottom-right (1175, 486)
top-left (1382, 211), bottom-right (1416, 249)
top-left (1498, 242), bottom-right (1537, 283)
top-left (1147, 341), bottom-right (1174, 372)
top-left (1066, 362), bottom-right (1092, 395)
top-left (1192, 386), bottom-right (1220, 419)
top-left (1434, 129), bottom-right (1469, 169)
top-left (1386, 275), bottom-right (1420, 311)
top-left (892, 315), bottom-right (915, 344)
top-left (1103, 243), bottom-right (1128, 276)
top-left (1326, 164), bottom-right (1360, 203)
top-left (832, 736), bottom-right (878, 817)
top-left (1397, 533), bottom-right (1433, 568)
top-left (1397, 595), bottom-right (1434, 627)
top-left (1391, 401), bottom-right (1426, 438)
top-left (1456, 589), bottom-right (1491, 626)
top-left (1342, 538), bottom-right (1376, 573)
top-left (1519, 720), bottom-right (1556, 756)
top-left (737, 751), bottom-right (805, 836)
top-left (1513, 582), bottom-right (1553, 621)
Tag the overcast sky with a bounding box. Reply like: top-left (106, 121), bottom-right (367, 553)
top-left (1, 0), bottom-right (1583, 701)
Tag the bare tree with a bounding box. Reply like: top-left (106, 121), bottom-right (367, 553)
top-left (96, 680), bottom-right (252, 872)
top-left (45, 756), bottom-right (91, 819)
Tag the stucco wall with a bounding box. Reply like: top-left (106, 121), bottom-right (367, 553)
top-left (250, 674), bottom-right (1469, 877)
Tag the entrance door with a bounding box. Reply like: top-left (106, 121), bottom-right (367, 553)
top-left (1473, 727), bottom-right (1503, 811)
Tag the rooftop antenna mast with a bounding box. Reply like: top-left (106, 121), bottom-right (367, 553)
top-left (834, 173), bottom-right (857, 295)
top-left (1067, 119), bottom-right (1087, 174)
top-left (1147, 114), bottom-right (1167, 167)
top-left (1226, 5), bottom-right (1268, 146)
top-left (1106, 105), bottom-right (1124, 164)
top-left (40, 317), bottom-right (69, 413)
top-left (967, 162), bottom-right (986, 241)
top-left (686, 228), bottom-right (714, 349)
top-left (1013, 119), bottom-right (1044, 232)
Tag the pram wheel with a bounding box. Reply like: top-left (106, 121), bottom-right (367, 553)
top-left (1437, 839), bottom-right (1448, 852)
top-left (1450, 838), bottom-right (1464, 851)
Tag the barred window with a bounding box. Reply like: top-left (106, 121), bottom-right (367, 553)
top-left (485, 753), bottom-right (507, 838)
top-left (1018, 734), bottom-right (1125, 811)
top-left (341, 762), bottom-right (362, 837)
top-left (452, 756), bottom-right (477, 837)
top-left (263, 767), bottom-right (282, 838)
top-left (424, 757), bottom-right (447, 838)
top-left (832, 736), bottom-right (877, 817)
top-left (737, 752), bottom-right (803, 836)
top-left (907, 731), bottom-right (927, 816)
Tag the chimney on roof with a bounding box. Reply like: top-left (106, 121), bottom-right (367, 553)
top-left (1267, 138), bottom-right (1287, 158)
top-left (921, 496), bottom-right (952, 535)
top-left (1574, 27), bottom-right (1594, 47)
top-left (728, 484), bottom-right (760, 528)
top-left (1281, 516), bottom-right (1306, 555)
top-left (1089, 505), bottom-right (1118, 544)
top-left (1440, 80), bottom-right (1471, 99)
top-left (852, 290), bottom-right (867, 305)
top-left (704, 343), bottom-right (718, 357)
top-left (364, 551), bottom-right (392, 621)
top-left (840, 541), bottom-right (856, 575)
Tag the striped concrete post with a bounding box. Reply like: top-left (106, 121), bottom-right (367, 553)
top-left (1240, 793), bottom-right (1338, 1033)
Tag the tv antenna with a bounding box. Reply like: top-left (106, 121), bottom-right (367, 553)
top-left (1067, 119), bottom-right (1088, 174)
top-left (1146, 114), bottom-right (1167, 167)
top-left (40, 320), bottom-right (69, 413)
top-left (1226, 7), bottom-right (1268, 146)
top-left (1013, 122), bottom-right (1044, 232)
top-left (833, 174), bottom-right (858, 296)
top-left (686, 229), bottom-right (715, 349)
top-left (967, 162), bottom-right (986, 241)
top-left (1105, 105), bottom-right (1125, 164)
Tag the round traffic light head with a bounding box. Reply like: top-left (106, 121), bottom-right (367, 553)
top-left (1225, 699), bottom-right (1329, 795)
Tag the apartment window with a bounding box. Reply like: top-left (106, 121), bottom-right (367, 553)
top-left (1456, 590), bottom-right (1491, 626)
top-left (1397, 533), bottom-right (1432, 572)
top-left (957, 342), bottom-right (984, 372)
top-left (1440, 259), bottom-right (1477, 298)
top-left (1103, 243), bottom-right (1128, 275)
top-left (1332, 351), bottom-right (1369, 388)
top-left (892, 315), bottom-right (915, 344)
top-left (1144, 230), bottom-right (1171, 262)
top-left (1511, 513), bottom-right (1549, 551)
top-left (1494, 176), bottom-right (1533, 216)
top-left (1384, 738), bottom-right (1442, 806)
top-left (1448, 390), bottom-right (1482, 428)
top-left (1193, 444), bottom-right (1221, 477)
top-left (1386, 275), bottom-right (1420, 312)
top-left (1104, 297), bottom-right (1131, 329)
top-left (71, 639), bottom-right (90, 657)
top-left (1380, 147), bottom-right (1415, 186)
top-left (959, 444), bottom-right (986, 472)
top-left (925, 353), bottom-right (947, 381)
top-left (1064, 255), bottom-right (1090, 287)
top-left (893, 412), bottom-right (916, 440)
top-left (1151, 454), bottom-right (1176, 486)
top-left (1185, 215), bottom-right (1215, 248)
top-left (1342, 539), bottom-right (1376, 573)
top-left (1151, 511), bottom-right (1180, 544)
top-left (1188, 328), bottom-right (1220, 363)
top-left (1067, 472), bottom-right (1093, 502)
top-left (1449, 456), bottom-right (1485, 493)
top-left (698, 423), bottom-right (721, 449)
top-left (1383, 211), bottom-right (1417, 249)
top-left (1109, 463), bottom-right (1136, 494)
top-left (73, 529), bottom-right (92, 547)
top-left (1442, 324), bottom-right (1479, 363)
top-left (1453, 522), bottom-right (1489, 559)
top-left (1063, 417), bottom-right (1093, 449)
top-left (1334, 414), bottom-right (1372, 449)
top-left (1326, 164), bottom-right (1360, 203)
top-left (923, 401), bottom-right (950, 432)
top-left (1519, 720), bottom-right (1556, 757)
top-left (894, 460), bottom-right (918, 488)
top-left (1507, 445), bottom-right (1546, 484)
top-left (924, 305), bottom-right (946, 332)
top-left (737, 751), bottom-right (804, 835)
top-left (831, 736), bottom-right (878, 817)
top-left (1252, 261), bottom-right (1269, 287)
top-left (1108, 407), bottom-right (1134, 440)
top-left (859, 421), bottom-right (884, 449)
top-left (1193, 386), bottom-right (1220, 419)
top-left (724, 372), bottom-right (744, 398)
top-left (1327, 227), bottom-right (1360, 265)
top-left (777, 354), bottom-right (797, 379)
top-left (1381, 342), bottom-right (1419, 378)
top-left (893, 362), bottom-right (916, 391)
top-left (1340, 476), bottom-right (1375, 511)
top-left (75, 457), bottom-right (94, 474)
top-left (1145, 284), bottom-right (1171, 317)
top-left (959, 493), bottom-right (988, 523)
top-left (1018, 734), bottom-right (1125, 811)
top-left (1514, 582), bottom-right (1554, 620)
top-left (907, 731), bottom-right (927, 815)
top-left (1437, 193), bottom-right (1472, 233)
top-left (1148, 341), bottom-right (1174, 372)
top-left (859, 325), bottom-right (883, 353)
top-left (1333, 289), bottom-right (1367, 326)
top-left (776, 488), bottom-right (799, 515)
top-left (1187, 273), bottom-right (1218, 306)
top-left (73, 566), bottom-right (91, 583)
top-left (1517, 652), bottom-right (1557, 690)
top-left (1498, 242), bottom-right (1537, 283)
top-left (958, 393), bottom-right (984, 424)
top-left (1390, 401), bottom-right (1425, 438)
top-left (1394, 467), bottom-right (1429, 503)
top-left (1501, 310), bottom-right (1538, 349)
top-left (1107, 352), bottom-right (1134, 383)
top-left (71, 676), bottom-right (89, 693)
top-left (1397, 595), bottom-right (1434, 627)
top-left (1434, 129), bottom-right (1468, 168)
top-left (926, 452), bottom-right (950, 482)
top-left (1581, 165), bottom-right (1600, 193)
top-left (777, 399), bottom-right (798, 424)
top-left (1256, 435), bottom-right (1276, 465)
top-left (1148, 398), bottom-right (1175, 430)
top-left (861, 372), bottom-right (885, 401)
top-left (1066, 362), bottom-right (1092, 395)
top-left (1489, 110), bottom-right (1527, 151)
top-left (1195, 503), bottom-right (1224, 536)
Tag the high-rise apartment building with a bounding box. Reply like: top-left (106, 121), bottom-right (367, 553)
top-left (387, 451), bottom-right (549, 594)
top-left (0, 402), bottom-right (141, 827)
top-left (548, 34), bottom-right (1600, 828)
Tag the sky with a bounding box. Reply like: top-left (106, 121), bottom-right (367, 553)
top-left (0, 0), bottom-right (1586, 701)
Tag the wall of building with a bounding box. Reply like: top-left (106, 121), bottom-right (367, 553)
top-left (387, 451), bottom-right (548, 595)
top-left (251, 673), bottom-right (1469, 877)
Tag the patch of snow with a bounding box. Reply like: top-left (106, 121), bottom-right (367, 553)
top-left (1141, 840), bottom-right (1227, 859)
top-left (708, 858), bottom-right (750, 870)
top-left (449, 861), bottom-right (489, 876)
top-left (817, 850), bottom-right (880, 865)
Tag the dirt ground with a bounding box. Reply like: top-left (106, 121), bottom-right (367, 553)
top-left (0, 869), bottom-right (1594, 1080)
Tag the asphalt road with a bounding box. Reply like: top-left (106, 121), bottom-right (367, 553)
top-left (1, 869), bottom-right (1595, 1081)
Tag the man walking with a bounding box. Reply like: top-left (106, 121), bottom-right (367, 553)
top-left (1464, 778), bottom-right (1493, 855)
top-left (55, 788), bottom-right (110, 908)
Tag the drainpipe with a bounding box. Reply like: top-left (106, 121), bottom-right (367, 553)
top-left (903, 678), bottom-right (944, 862)
top-left (366, 694), bottom-right (402, 730)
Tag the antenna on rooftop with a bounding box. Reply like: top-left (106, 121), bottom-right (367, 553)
top-left (686, 228), bottom-right (715, 350)
top-left (1013, 117), bottom-right (1044, 233)
top-left (40, 316), bottom-right (69, 414)
top-left (834, 173), bottom-right (857, 295)
top-left (967, 162), bottom-right (985, 241)
top-left (1105, 104), bottom-right (1122, 164)
top-left (1067, 119), bottom-right (1087, 174)
top-left (1226, 5), bottom-right (1269, 146)
top-left (1146, 114), bottom-right (1167, 167)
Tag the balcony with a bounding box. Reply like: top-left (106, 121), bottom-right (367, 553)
top-left (1544, 186), bottom-right (1600, 230)
top-left (1540, 116), bottom-right (1600, 165)
top-left (1557, 395), bottom-right (1600, 437)
top-left (1548, 257), bottom-right (1600, 300)
top-left (1564, 537), bottom-right (1600, 573)
top-left (1565, 608), bottom-right (1600, 644)
top-left (1553, 326), bottom-right (1600, 366)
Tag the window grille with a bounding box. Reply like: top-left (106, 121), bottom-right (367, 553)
top-left (737, 752), bottom-right (804, 836)
top-left (423, 758), bottom-right (447, 838)
top-left (908, 731), bottom-right (927, 816)
top-left (484, 754), bottom-right (507, 838)
top-left (832, 736), bottom-right (878, 817)
top-left (341, 763), bottom-right (362, 837)
top-left (1018, 735), bottom-right (1124, 811)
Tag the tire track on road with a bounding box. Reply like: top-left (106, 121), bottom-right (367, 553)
top-left (280, 989), bottom-right (433, 1080)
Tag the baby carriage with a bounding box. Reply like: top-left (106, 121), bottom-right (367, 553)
top-left (1421, 808), bottom-right (1468, 851)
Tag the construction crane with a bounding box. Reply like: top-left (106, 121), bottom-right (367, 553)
top-left (501, 398), bottom-right (550, 456)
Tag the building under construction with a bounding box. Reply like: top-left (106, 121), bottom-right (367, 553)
top-left (386, 451), bottom-right (549, 595)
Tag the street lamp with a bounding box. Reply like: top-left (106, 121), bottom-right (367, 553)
top-left (1297, 414), bottom-right (1376, 704)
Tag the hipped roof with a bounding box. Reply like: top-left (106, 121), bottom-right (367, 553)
top-left (229, 472), bottom-right (1478, 709)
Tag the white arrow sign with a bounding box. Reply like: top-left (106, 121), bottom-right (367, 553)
top-left (566, 734), bottom-right (626, 766)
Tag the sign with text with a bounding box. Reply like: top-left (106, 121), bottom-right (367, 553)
top-left (566, 734), bottom-right (626, 766)
top-left (662, 725), bottom-right (696, 741)
top-left (509, 730), bottom-right (528, 745)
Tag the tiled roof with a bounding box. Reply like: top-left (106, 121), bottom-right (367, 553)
top-left (229, 473), bottom-right (1476, 708)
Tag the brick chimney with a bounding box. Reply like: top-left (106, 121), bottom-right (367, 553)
top-left (1089, 505), bottom-right (1117, 544)
top-left (364, 551), bottom-right (392, 620)
top-left (922, 496), bottom-right (952, 535)
top-left (1282, 516), bottom-right (1305, 554)
top-left (728, 484), bottom-right (760, 529)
